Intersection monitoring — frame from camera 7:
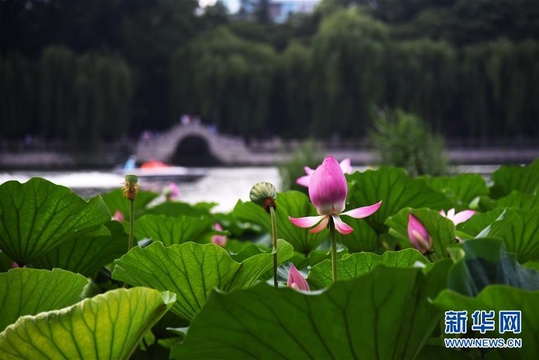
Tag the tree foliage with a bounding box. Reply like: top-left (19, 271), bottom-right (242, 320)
top-left (39, 46), bottom-right (133, 148)
top-left (2, 0), bottom-right (539, 143)
top-left (171, 27), bottom-right (277, 136)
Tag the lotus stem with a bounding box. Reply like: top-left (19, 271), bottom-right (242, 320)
top-left (270, 205), bottom-right (278, 288)
top-left (329, 217), bottom-right (338, 283)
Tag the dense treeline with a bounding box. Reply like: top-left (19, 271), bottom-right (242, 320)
top-left (172, 7), bottom-right (539, 140)
top-left (2, 0), bottom-right (539, 146)
top-left (1, 47), bottom-right (132, 147)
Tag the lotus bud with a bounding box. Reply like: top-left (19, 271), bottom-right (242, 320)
top-left (211, 223), bottom-right (227, 247)
top-left (287, 264), bottom-right (310, 292)
top-left (123, 174), bottom-right (139, 201)
top-left (408, 214), bottom-right (432, 254)
top-left (249, 182), bottom-right (277, 213)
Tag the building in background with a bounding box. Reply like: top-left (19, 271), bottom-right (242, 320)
top-left (268, 0), bottom-right (320, 23)
top-left (235, 0), bottom-right (320, 22)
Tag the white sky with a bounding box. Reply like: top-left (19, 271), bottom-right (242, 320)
top-left (199, 0), bottom-right (240, 13)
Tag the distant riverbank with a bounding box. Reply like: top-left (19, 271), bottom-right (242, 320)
top-left (1, 147), bottom-right (538, 170)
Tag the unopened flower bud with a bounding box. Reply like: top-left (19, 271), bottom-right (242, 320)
top-left (249, 182), bottom-right (277, 213)
top-left (408, 214), bottom-right (432, 254)
top-left (123, 174), bottom-right (139, 201)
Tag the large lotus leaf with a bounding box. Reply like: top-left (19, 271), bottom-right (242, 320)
top-left (232, 191), bottom-right (327, 254)
top-left (0, 287), bottom-right (176, 360)
top-left (100, 188), bottom-right (159, 219)
top-left (144, 201), bottom-right (214, 217)
top-left (458, 208), bottom-right (511, 239)
top-left (421, 173), bottom-right (488, 208)
top-left (171, 266), bottom-right (444, 359)
top-left (0, 251), bottom-right (13, 272)
top-left (347, 167), bottom-right (452, 233)
top-left (386, 208), bottom-right (456, 262)
top-left (0, 178), bottom-right (111, 265)
top-left (493, 191), bottom-right (539, 211)
top-left (308, 248), bottom-right (431, 289)
top-left (417, 345), bottom-right (474, 360)
top-left (447, 238), bottom-right (539, 297)
top-left (434, 286), bottom-right (538, 359)
top-left (0, 268), bottom-right (88, 332)
top-left (29, 221), bottom-right (128, 276)
top-left (338, 217), bottom-right (379, 252)
top-left (112, 240), bottom-right (294, 320)
top-left (464, 208), bottom-right (539, 263)
top-left (134, 214), bottom-right (213, 245)
top-left (489, 159), bottom-right (539, 199)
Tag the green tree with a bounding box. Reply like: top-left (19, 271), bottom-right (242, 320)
top-left (0, 53), bottom-right (38, 138)
top-left (171, 27), bottom-right (277, 136)
top-left (311, 7), bottom-right (389, 138)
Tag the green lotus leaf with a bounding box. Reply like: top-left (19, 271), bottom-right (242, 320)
top-left (0, 178), bottom-right (111, 265)
top-left (434, 285), bottom-right (538, 359)
top-left (134, 214), bottom-right (213, 245)
top-left (172, 266), bottom-right (444, 359)
top-left (347, 167), bottom-right (452, 234)
top-left (463, 208), bottom-right (539, 263)
top-left (458, 208), bottom-right (512, 240)
top-left (112, 239), bottom-right (294, 320)
top-left (421, 173), bottom-right (488, 208)
top-left (308, 248), bottom-right (431, 289)
top-left (30, 221), bottom-right (128, 276)
top-left (0, 287), bottom-right (175, 360)
top-left (493, 191), bottom-right (539, 211)
top-left (0, 268), bottom-right (89, 332)
top-left (145, 201), bottom-right (214, 217)
top-left (447, 238), bottom-right (539, 297)
top-left (338, 216), bottom-right (379, 252)
top-left (232, 191), bottom-right (327, 254)
top-left (489, 159), bottom-right (539, 199)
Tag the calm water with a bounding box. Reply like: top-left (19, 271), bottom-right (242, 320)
top-left (0, 167), bottom-right (281, 213)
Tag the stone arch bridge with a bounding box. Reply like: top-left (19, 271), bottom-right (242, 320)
top-left (135, 123), bottom-right (283, 166)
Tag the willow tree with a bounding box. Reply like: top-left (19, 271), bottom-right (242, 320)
top-left (39, 46), bottom-right (133, 148)
top-left (39, 46), bottom-right (79, 139)
top-left (275, 40), bottom-right (313, 137)
top-left (311, 7), bottom-right (389, 138)
top-left (171, 27), bottom-right (277, 136)
top-left (0, 53), bottom-right (38, 139)
top-left (384, 39), bottom-right (457, 133)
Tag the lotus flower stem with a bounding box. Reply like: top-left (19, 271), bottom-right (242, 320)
top-left (123, 175), bottom-right (139, 255)
top-left (329, 217), bottom-right (338, 282)
top-left (270, 206), bottom-right (278, 287)
top-left (128, 199), bottom-right (134, 253)
top-left (249, 181), bottom-right (279, 287)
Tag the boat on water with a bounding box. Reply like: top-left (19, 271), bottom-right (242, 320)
top-left (117, 158), bottom-right (207, 182)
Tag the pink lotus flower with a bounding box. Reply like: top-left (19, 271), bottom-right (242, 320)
top-left (296, 158), bottom-right (353, 187)
top-left (112, 210), bottom-right (124, 222)
top-left (287, 264), bottom-right (310, 291)
top-left (211, 223), bottom-right (227, 247)
top-left (289, 156), bottom-right (382, 235)
top-left (440, 208), bottom-right (476, 225)
top-left (408, 214), bottom-right (432, 254)
top-left (164, 183), bottom-right (180, 201)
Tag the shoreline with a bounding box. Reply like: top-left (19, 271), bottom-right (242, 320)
top-left (0, 147), bottom-right (538, 170)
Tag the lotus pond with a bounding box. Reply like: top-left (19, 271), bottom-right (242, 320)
top-left (0, 159), bottom-right (538, 359)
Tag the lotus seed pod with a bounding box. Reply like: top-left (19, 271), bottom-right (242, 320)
top-left (249, 182), bottom-right (277, 213)
top-left (123, 174), bottom-right (139, 201)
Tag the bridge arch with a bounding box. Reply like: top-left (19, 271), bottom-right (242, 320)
top-left (135, 123), bottom-right (251, 165)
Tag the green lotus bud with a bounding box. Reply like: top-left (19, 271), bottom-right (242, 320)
top-left (249, 182), bottom-right (277, 213)
top-left (123, 174), bottom-right (139, 201)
